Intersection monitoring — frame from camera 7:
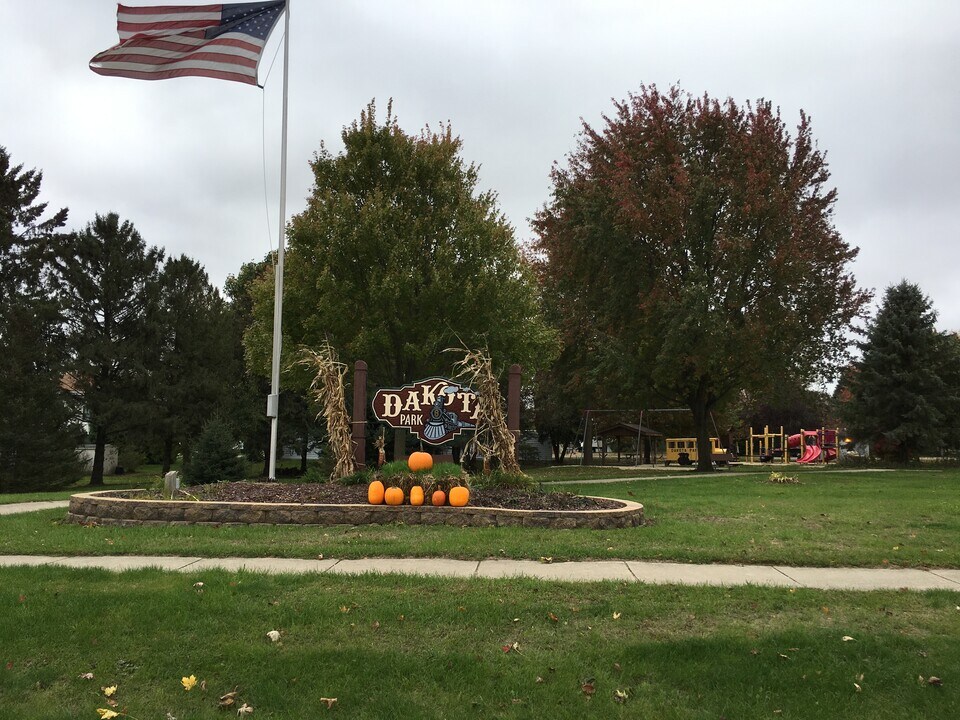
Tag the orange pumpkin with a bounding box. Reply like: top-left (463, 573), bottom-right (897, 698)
top-left (449, 486), bottom-right (470, 507)
top-left (384, 486), bottom-right (404, 506)
top-left (367, 480), bottom-right (385, 505)
top-left (407, 451), bottom-right (434, 472)
top-left (409, 485), bottom-right (425, 506)
top-left (431, 489), bottom-right (446, 507)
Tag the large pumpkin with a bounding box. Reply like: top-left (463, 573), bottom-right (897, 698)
top-left (409, 486), bottom-right (425, 506)
top-left (449, 486), bottom-right (470, 507)
top-left (384, 486), bottom-right (404, 506)
top-left (431, 489), bottom-right (446, 507)
top-left (367, 480), bottom-right (385, 505)
top-left (407, 451), bottom-right (434, 472)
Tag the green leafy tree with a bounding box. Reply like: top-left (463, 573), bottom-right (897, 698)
top-left (245, 101), bottom-right (555, 456)
top-left (183, 415), bottom-right (246, 485)
top-left (148, 255), bottom-right (237, 473)
top-left (54, 213), bottom-right (163, 485)
top-left (0, 146), bottom-right (82, 491)
top-left (534, 85), bottom-right (869, 470)
top-left (844, 281), bottom-right (960, 462)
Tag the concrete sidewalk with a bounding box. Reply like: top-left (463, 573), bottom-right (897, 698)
top-left (0, 500), bottom-right (70, 516)
top-left (1, 553), bottom-right (958, 591)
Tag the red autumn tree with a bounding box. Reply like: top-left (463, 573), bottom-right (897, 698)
top-left (533, 85), bottom-right (870, 470)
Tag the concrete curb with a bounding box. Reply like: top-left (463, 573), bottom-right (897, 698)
top-left (1, 554), bottom-right (958, 591)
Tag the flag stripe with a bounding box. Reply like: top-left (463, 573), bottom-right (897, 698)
top-left (92, 2), bottom-right (284, 86)
top-left (89, 65), bottom-right (257, 85)
top-left (94, 35), bottom-right (265, 63)
top-left (118, 18), bottom-right (221, 40)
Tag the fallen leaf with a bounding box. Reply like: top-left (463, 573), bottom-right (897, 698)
top-left (918, 651), bottom-right (928, 658)
top-left (581, 680), bottom-right (596, 696)
top-left (219, 690), bottom-right (238, 708)
top-left (79, 672), bottom-right (94, 680)
top-left (613, 662), bottom-right (622, 671)
top-left (237, 703), bottom-right (254, 715)
top-left (928, 676), bottom-right (943, 687)
top-left (614, 688), bottom-right (629, 703)
top-left (513, 618), bottom-right (520, 623)
top-left (778, 654), bottom-right (791, 660)
top-left (96, 710), bottom-right (119, 719)
top-left (539, 556), bottom-right (553, 564)
top-left (502, 645), bottom-right (512, 653)
top-left (266, 630), bottom-right (281, 643)
top-left (105, 698), bottom-right (118, 708)
top-left (842, 636), bottom-right (855, 642)
top-left (17, 595), bottom-right (25, 603)
top-left (512, 642), bottom-right (522, 654)
top-left (853, 683), bottom-right (861, 693)
top-left (397, 614), bottom-right (405, 622)
top-left (166, 713), bottom-right (177, 720)
top-left (547, 612), bottom-right (559, 622)
top-left (319, 698), bottom-right (337, 709)
top-left (102, 685), bottom-right (117, 697)
top-left (317, 554), bottom-right (324, 560)
top-left (750, 649), bottom-right (760, 656)
top-left (200, 679), bottom-right (207, 691)
top-left (193, 582), bottom-right (204, 589)
top-left (536, 676), bottom-right (545, 684)
top-left (371, 621), bottom-right (381, 630)
top-left (339, 606), bottom-right (350, 613)
top-left (182, 674), bottom-right (197, 691)
top-left (612, 612), bottom-right (621, 620)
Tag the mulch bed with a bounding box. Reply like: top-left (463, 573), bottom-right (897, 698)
top-left (124, 482), bottom-right (622, 512)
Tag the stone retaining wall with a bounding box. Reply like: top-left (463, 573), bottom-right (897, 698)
top-left (67, 490), bottom-right (643, 530)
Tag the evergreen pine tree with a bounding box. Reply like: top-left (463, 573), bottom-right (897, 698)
top-left (183, 415), bottom-right (246, 485)
top-left (845, 281), bottom-right (960, 461)
top-left (0, 146), bottom-right (82, 492)
top-left (53, 213), bottom-right (163, 485)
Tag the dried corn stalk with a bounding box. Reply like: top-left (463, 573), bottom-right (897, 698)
top-left (451, 344), bottom-right (520, 474)
top-left (297, 343), bottom-right (356, 480)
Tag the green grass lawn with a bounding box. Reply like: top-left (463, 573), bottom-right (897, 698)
top-left (0, 566), bottom-right (956, 719)
top-left (0, 468), bottom-right (957, 568)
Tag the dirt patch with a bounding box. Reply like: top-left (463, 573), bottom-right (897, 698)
top-left (122, 482), bottom-right (623, 512)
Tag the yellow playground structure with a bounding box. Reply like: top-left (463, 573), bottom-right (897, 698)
top-left (664, 437), bottom-right (731, 466)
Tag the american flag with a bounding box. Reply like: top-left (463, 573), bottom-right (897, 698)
top-left (90, 2), bottom-right (286, 86)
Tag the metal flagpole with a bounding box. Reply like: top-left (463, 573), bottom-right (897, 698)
top-left (267, 0), bottom-right (291, 481)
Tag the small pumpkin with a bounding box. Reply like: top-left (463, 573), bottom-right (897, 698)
top-left (431, 489), bottom-right (446, 507)
top-left (367, 480), bottom-right (385, 505)
top-left (407, 451), bottom-right (434, 473)
top-left (449, 486), bottom-right (470, 507)
top-left (409, 485), bottom-right (425, 506)
top-left (384, 486), bottom-right (404, 506)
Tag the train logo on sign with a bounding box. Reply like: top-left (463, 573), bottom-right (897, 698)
top-left (371, 377), bottom-right (478, 445)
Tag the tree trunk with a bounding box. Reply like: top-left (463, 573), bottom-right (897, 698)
top-left (89, 426), bottom-right (107, 486)
top-left (690, 390), bottom-right (715, 473)
top-left (161, 435), bottom-right (174, 475)
top-left (583, 413), bottom-right (594, 465)
top-left (300, 435), bottom-right (308, 474)
top-left (552, 441), bottom-right (561, 464)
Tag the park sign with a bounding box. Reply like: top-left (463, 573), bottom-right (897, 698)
top-left (372, 377), bottom-right (478, 446)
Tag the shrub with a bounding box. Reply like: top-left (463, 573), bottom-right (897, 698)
top-left (183, 416), bottom-right (246, 485)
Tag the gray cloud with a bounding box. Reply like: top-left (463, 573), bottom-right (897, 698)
top-left (2, 0), bottom-right (958, 328)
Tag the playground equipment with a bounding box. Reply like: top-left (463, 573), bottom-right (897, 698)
top-left (664, 437), bottom-right (731, 466)
top-left (746, 426), bottom-right (839, 464)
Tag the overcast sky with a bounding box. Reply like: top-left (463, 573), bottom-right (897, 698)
top-left (2, 1), bottom-right (959, 329)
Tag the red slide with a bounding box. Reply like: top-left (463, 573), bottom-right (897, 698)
top-left (798, 445), bottom-right (822, 464)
